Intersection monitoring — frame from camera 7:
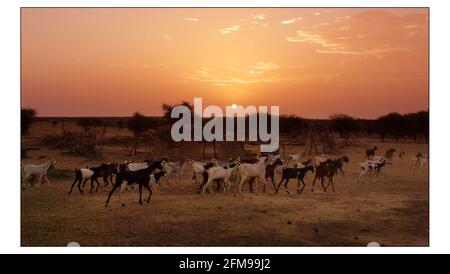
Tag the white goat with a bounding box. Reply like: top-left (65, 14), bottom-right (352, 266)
top-left (287, 151), bottom-right (305, 164)
top-left (189, 158), bottom-right (217, 184)
top-left (201, 164), bottom-right (238, 194)
top-left (22, 160), bottom-right (56, 188)
top-left (163, 160), bottom-right (187, 182)
top-left (237, 157), bottom-right (269, 194)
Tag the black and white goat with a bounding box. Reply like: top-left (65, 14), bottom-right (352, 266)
top-left (358, 157), bottom-right (387, 183)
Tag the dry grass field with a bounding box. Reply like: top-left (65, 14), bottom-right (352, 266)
top-left (21, 121), bottom-right (429, 246)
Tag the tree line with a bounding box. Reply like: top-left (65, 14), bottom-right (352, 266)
top-left (21, 107), bottom-right (429, 143)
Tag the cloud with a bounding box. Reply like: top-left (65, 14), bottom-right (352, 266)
top-left (180, 62), bottom-right (337, 87)
top-left (286, 31), bottom-right (341, 48)
top-left (316, 47), bottom-right (410, 56)
top-left (185, 17), bottom-right (199, 22)
top-left (315, 12), bottom-right (321, 16)
top-left (219, 25), bottom-right (240, 34)
top-left (251, 21), bottom-right (269, 27)
top-left (163, 35), bottom-right (173, 40)
top-left (286, 10), bottom-right (427, 57)
top-left (251, 14), bottom-right (266, 20)
top-left (281, 17), bottom-right (303, 25)
top-left (248, 62), bottom-right (280, 75)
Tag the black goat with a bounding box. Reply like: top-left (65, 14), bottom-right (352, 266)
top-left (384, 148), bottom-right (396, 161)
top-left (68, 162), bottom-right (118, 195)
top-left (276, 165), bottom-right (315, 194)
top-left (311, 160), bottom-right (339, 192)
top-left (105, 159), bottom-right (166, 206)
top-left (90, 162), bottom-right (118, 192)
top-left (151, 170), bottom-right (166, 184)
top-left (366, 146), bottom-right (378, 159)
top-left (334, 156), bottom-right (349, 178)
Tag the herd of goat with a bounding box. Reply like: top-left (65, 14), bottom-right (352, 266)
top-left (21, 147), bottom-right (428, 206)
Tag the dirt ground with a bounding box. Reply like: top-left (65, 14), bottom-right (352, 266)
top-left (21, 121), bottom-right (429, 246)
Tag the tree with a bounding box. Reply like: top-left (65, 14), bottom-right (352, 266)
top-left (405, 110), bottom-right (429, 143)
top-left (21, 108), bottom-right (37, 135)
top-left (330, 114), bottom-right (357, 146)
top-left (162, 101), bottom-right (194, 119)
top-left (376, 112), bottom-right (409, 142)
top-left (127, 112), bottom-right (152, 137)
top-left (279, 115), bottom-right (309, 139)
top-left (77, 118), bottom-right (93, 131)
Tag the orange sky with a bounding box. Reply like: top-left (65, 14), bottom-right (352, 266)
top-left (21, 8), bottom-right (428, 119)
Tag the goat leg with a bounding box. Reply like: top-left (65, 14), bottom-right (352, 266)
top-left (138, 184), bottom-right (143, 205)
top-left (299, 178), bottom-right (306, 193)
top-left (320, 177), bottom-right (327, 192)
top-left (89, 178), bottom-right (95, 193)
top-left (339, 167), bottom-right (345, 178)
top-left (329, 177), bottom-right (336, 192)
top-left (102, 175), bottom-right (109, 188)
top-left (105, 183), bottom-right (121, 207)
top-left (94, 178), bottom-right (100, 192)
top-left (44, 176), bottom-right (52, 187)
top-left (284, 178), bottom-right (290, 194)
top-left (275, 178), bottom-right (285, 194)
top-left (145, 184), bottom-right (153, 203)
top-left (269, 176), bottom-right (277, 192)
top-left (311, 176), bottom-right (318, 192)
top-left (297, 178), bottom-right (306, 194)
top-left (68, 178), bottom-right (79, 195)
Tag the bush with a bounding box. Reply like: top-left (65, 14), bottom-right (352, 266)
top-left (127, 112), bottom-right (155, 137)
top-left (21, 108), bottom-right (37, 135)
top-left (77, 117), bottom-right (103, 131)
top-left (40, 131), bottom-right (98, 157)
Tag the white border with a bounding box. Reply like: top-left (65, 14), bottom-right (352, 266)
top-left (2, 0), bottom-right (450, 254)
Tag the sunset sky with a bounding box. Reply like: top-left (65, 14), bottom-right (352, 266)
top-left (21, 8), bottom-right (428, 119)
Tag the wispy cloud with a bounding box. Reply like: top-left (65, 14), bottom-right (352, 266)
top-left (219, 25), bottom-right (240, 34)
top-left (251, 14), bottom-right (266, 20)
top-left (316, 47), bottom-right (410, 56)
top-left (180, 61), bottom-right (336, 87)
top-left (163, 35), bottom-right (173, 40)
top-left (285, 11), bottom-right (426, 57)
top-left (286, 31), bottom-right (341, 48)
top-left (281, 17), bottom-right (303, 25)
top-left (185, 17), bottom-right (199, 22)
top-left (248, 62), bottom-right (280, 75)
